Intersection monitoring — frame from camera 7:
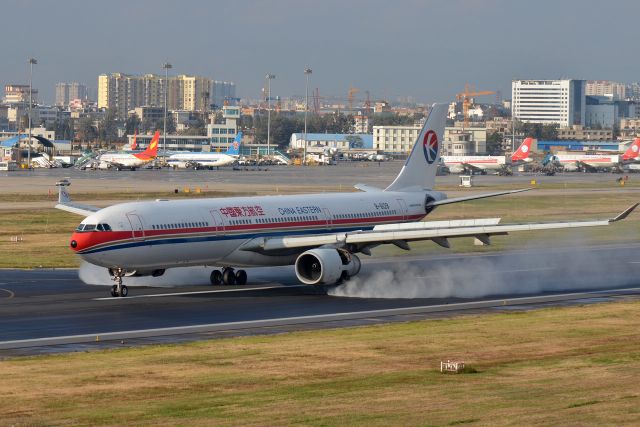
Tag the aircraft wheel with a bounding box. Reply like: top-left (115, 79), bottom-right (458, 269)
top-left (222, 268), bottom-right (236, 286)
top-left (111, 285), bottom-right (118, 297)
top-left (120, 285), bottom-right (128, 297)
top-left (210, 270), bottom-right (222, 285)
top-left (235, 270), bottom-right (247, 286)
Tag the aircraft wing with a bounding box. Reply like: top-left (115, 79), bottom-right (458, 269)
top-left (54, 180), bottom-right (100, 217)
top-left (240, 203), bottom-right (638, 254)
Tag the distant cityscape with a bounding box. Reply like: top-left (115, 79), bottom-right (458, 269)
top-left (3, 72), bottom-right (640, 163)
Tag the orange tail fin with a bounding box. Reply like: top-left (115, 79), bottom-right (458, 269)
top-left (133, 131), bottom-right (160, 160)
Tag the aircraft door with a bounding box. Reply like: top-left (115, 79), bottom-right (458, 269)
top-left (322, 208), bottom-right (333, 230)
top-left (210, 209), bottom-right (225, 235)
top-left (396, 199), bottom-right (408, 221)
top-left (126, 213), bottom-right (145, 240)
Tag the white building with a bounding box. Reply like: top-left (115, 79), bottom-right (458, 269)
top-left (512, 79), bottom-right (585, 127)
top-left (373, 125), bottom-right (421, 154)
top-left (206, 105), bottom-right (239, 145)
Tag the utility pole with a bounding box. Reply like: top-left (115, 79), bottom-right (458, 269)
top-left (265, 74), bottom-right (276, 159)
top-left (162, 62), bottom-right (172, 162)
top-left (27, 58), bottom-right (37, 169)
top-left (303, 67), bottom-right (312, 165)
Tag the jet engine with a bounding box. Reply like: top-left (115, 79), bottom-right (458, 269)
top-left (295, 248), bottom-right (361, 285)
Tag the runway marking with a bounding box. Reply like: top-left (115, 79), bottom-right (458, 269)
top-left (93, 284), bottom-right (307, 301)
top-left (0, 288), bottom-right (15, 299)
top-left (4, 286), bottom-right (640, 350)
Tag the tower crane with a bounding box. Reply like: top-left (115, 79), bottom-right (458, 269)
top-left (456, 83), bottom-right (496, 129)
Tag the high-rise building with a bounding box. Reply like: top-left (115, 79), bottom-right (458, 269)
top-left (56, 82), bottom-right (87, 106)
top-left (211, 81), bottom-right (236, 109)
top-left (512, 79), bottom-right (585, 126)
top-left (98, 73), bottom-right (212, 119)
top-left (4, 84), bottom-right (37, 104)
top-left (585, 80), bottom-right (626, 100)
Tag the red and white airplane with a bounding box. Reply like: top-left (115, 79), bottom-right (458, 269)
top-left (548, 138), bottom-right (640, 172)
top-left (442, 137), bottom-right (533, 174)
top-left (55, 104), bottom-right (637, 297)
top-left (97, 131), bottom-right (160, 170)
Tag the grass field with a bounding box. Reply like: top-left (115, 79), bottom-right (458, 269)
top-left (1, 190), bottom-right (638, 268)
top-left (2, 301), bottom-right (640, 425)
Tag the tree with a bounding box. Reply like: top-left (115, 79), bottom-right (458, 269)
top-left (125, 114), bottom-right (141, 135)
top-left (485, 132), bottom-right (503, 155)
top-left (98, 109), bottom-right (119, 145)
top-left (76, 117), bottom-right (98, 143)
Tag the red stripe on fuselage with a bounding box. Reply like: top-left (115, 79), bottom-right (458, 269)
top-left (71, 214), bottom-right (424, 253)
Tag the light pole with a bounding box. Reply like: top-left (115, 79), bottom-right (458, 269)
top-left (265, 74), bottom-right (275, 159)
top-left (162, 62), bottom-right (172, 162)
top-left (303, 67), bottom-right (312, 165)
top-left (27, 57), bottom-right (37, 169)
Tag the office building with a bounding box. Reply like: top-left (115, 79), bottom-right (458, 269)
top-left (56, 82), bottom-right (87, 106)
top-left (512, 79), bottom-right (585, 127)
top-left (211, 81), bottom-right (236, 109)
top-left (98, 73), bottom-right (212, 119)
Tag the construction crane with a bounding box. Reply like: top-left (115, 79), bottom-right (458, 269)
top-left (456, 83), bottom-right (495, 129)
top-left (348, 87), bottom-right (359, 110)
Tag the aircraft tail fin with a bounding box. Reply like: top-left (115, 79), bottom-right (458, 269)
top-left (131, 130), bottom-right (138, 150)
top-left (225, 132), bottom-right (242, 155)
top-left (511, 137), bottom-right (533, 162)
top-left (385, 103), bottom-right (447, 192)
top-left (622, 137), bottom-right (640, 161)
top-left (134, 131), bottom-right (160, 160)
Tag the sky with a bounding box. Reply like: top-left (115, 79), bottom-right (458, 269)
top-left (2, 0), bottom-right (639, 105)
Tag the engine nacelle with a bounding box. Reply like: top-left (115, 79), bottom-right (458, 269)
top-left (295, 249), bottom-right (361, 285)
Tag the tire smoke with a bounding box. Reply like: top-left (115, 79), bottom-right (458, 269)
top-left (329, 244), bottom-right (638, 299)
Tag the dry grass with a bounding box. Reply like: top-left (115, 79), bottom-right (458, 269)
top-left (1, 301), bottom-right (640, 425)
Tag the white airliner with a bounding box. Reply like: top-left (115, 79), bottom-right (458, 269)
top-left (547, 138), bottom-right (640, 172)
top-left (167, 132), bottom-right (241, 169)
top-left (97, 131), bottom-right (160, 170)
top-left (442, 137), bottom-right (533, 174)
top-left (55, 104), bottom-right (637, 297)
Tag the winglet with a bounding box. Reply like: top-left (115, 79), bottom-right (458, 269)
top-left (609, 202), bottom-right (639, 222)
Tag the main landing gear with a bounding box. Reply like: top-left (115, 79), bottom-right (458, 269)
top-left (210, 267), bottom-right (247, 286)
top-left (109, 268), bottom-right (128, 297)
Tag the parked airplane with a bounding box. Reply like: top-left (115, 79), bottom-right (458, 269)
top-left (55, 104), bottom-right (637, 297)
top-left (442, 137), bottom-right (533, 174)
top-left (97, 131), bottom-right (159, 170)
top-left (544, 138), bottom-right (640, 172)
top-left (167, 132), bottom-right (241, 169)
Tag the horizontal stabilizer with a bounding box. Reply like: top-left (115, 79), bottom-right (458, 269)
top-left (354, 183), bottom-right (383, 192)
top-left (427, 188), bottom-right (531, 207)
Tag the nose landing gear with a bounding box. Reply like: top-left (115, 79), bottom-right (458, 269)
top-left (109, 268), bottom-right (128, 297)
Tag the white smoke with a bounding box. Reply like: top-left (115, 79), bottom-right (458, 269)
top-left (78, 262), bottom-right (294, 287)
top-left (78, 262), bottom-right (212, 287)
top-left (329, 243), bottom-right (637, 299)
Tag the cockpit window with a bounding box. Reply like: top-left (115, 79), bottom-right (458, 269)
top-left (76, 223), bottom-right (111, 232)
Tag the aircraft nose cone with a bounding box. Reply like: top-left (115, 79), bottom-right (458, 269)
top-left (70, 240), bottom-right (78, 249)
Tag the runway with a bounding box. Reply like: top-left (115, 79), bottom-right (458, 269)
top-left (2, 244), bottom-right (640, 356)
